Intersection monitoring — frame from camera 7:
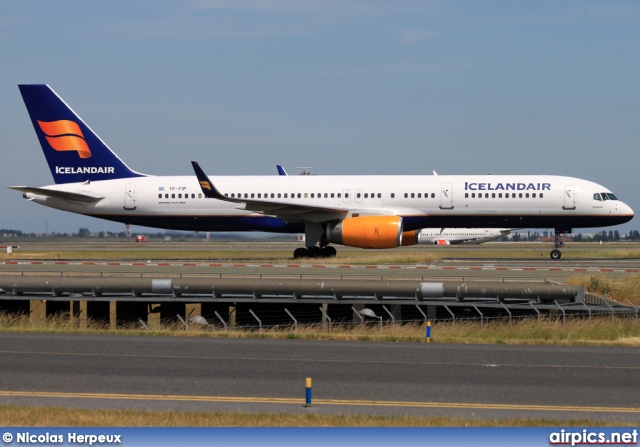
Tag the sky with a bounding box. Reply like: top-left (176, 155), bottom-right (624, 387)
top-left (1, 1), bottom-right (639, 235)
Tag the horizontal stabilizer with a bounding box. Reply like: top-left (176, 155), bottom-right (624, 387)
top-left (8, 186), bottom-right (104, 203)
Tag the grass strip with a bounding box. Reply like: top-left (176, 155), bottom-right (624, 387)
top-left (1, 405), bottom-right (637, 427)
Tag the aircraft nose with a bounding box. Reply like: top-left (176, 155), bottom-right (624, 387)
top-left (620, 202), bottom-right (634, 221)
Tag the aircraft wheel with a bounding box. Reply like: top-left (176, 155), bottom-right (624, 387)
top-left (308, 246), bottom-right (322, 258)
top-left (550, 249), bottom-right (562, 260)
top-left (293, 247), bottom-right (308, 259)
top-left (322, 246), bottom-right (337, 258)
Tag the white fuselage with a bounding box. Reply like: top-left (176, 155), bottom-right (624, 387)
top-left (23, 173), bottom-right (633, 234)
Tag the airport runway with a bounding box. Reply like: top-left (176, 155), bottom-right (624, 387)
top-left (0, 333), bottom-right (638, 422)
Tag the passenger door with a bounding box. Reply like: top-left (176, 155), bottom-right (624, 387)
top-left (440, 183), bottom-right (453, 209)
top-left (563, 185), bottom-right (575, 210)
top-left (124, 183), bottom-right (137, 210)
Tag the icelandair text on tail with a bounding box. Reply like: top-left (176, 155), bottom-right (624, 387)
top-left (5, 432), bottom-right (121, 445)
top-left (55, 166), bottom-right (115, 175)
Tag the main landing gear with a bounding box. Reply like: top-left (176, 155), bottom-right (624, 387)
top-left (550, 228), bottom-right (570, 260)
top-left (293, 245), bottom-right (337, 259)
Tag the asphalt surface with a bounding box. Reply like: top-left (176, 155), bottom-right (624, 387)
top-left (0, 333), bottom-right (638, 422)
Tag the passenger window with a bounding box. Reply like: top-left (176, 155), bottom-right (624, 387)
top-left (331, 193), bottom-right (335, 198)
top-left (519, 193), bottom-right (523, 198)
top-left (431, 193), bottom-right (435, 198)
top-left (178, 194), bottom-right (182, 198)
top-left (198, 194), bottom-right (202, 198)
top-left (540, 193), bottom-right (543, 198)
top-left (391, 193), bottom-right (395, 198)
top-left (284, 193), bottom-right (288, 198)
top-left (498, 193), bottom-right (502, 198)
top-left (525, 193), bottom-right (529, 198)
top-left (532, 193), bottom-right (536, 198)
top-left (324, 193), bottom-right (328, 198)
top-left (364, 193), bottom-right (368, 199)
top-left (311, 193), bottom-right (315, 198)
top-left (404, 193), bottom-right (408, 198)
top-left (337, 193), bottom-right (341, 198)
top-left (158, 194), bottom-right (162, 199)
top-left (271, 193), bottom-right (275, 198)
top-left (297, 193), bottom-right (301, 198)
top-left (304, 193), bottom-right (308, 198)
top-left (491, 193), bottom-right (495, 198)
top-left (346, 193), bottom-right (349, 198)
top-left (192, 194), bottom-right (195, 198)
top-left (357, 193), bottom-right (361, 199)
top-left (472, 193), bottom-right (475, 198)
top-left (172, 194), bottom-right (175, 199)
top-left (278, 193), bottom-right (281, 198)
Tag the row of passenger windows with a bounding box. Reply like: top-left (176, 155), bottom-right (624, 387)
top-left (157, 191), bottom-right (550, 201)
top-left (158, 193), bottom-right (203, 199)
top-left (465, 192), bottom-right (544, 199)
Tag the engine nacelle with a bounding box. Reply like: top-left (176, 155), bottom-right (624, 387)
top-left (327, 216), bottom-right (403, 249)
top-left (434, 239), bottom-right (451, 246)
top-left (401, 230), bottom-right (419, 247)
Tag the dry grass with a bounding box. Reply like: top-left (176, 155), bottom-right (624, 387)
top-left (565, 274), bottom-right (640, 306)
top-left (1, 241), bottom-right (640, 264)
top-left (2, 314), bottom-right (639, 346)
top-left (1, 405), bottom-right (637, 427)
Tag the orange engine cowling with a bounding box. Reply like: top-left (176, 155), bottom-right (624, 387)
top-left (327, 216), bottom-right (403, 249)
top-left (434, 239), bottom-right (451, 246)
top-left (401, 230), bottom-right (419, 247)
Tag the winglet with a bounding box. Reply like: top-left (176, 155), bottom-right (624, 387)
top-left (276, 164), bottom-right (288, 176)
top-left (191, 161), bottom-right (236, 202)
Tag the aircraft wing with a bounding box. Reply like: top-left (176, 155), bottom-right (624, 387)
top-left (8, 186), bottom-right (104, 203)
top-left (191, 161), bottom-right (348, 223)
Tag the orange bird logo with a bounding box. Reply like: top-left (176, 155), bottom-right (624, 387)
top-left (37, 120), bottom-right (92, 159)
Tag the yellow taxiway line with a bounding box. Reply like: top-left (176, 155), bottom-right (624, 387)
top-left (1, 390), bottom-right (639, 414)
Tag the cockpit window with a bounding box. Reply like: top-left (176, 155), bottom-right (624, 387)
top-left (593, 193), bottom-right (602, 201)
top-left (601, 192), bottom-right (609, 201)
top-left (606, 193), bottom-right (618, 200)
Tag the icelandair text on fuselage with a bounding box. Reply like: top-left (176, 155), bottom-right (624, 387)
top-left (465, 182), bottom-right (551, 191)
top-left (13, 432), bottom-right (121, 445)
top-left (55, 166), bottom-right (115, 174)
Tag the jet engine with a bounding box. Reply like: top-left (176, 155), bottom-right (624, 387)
top-left (434, 239), bottom-right (451, 245)
top-left (401, 230), bottom-right (419, 246)
top-left (326, 216), bottom-right (403, 249)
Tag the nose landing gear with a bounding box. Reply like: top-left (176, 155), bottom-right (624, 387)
top-left (550, 228), bottom-right (570, 260)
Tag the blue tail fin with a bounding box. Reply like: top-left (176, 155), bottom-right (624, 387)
top-left (19, 84), bottom-right (145, 184)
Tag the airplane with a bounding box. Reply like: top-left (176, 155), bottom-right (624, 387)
top-left (274, 165), bottom-right (510, 246)
top-left (10, 84), bottom-right (634, 260)
top-left (411, 228), bottom-right (511, 245)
